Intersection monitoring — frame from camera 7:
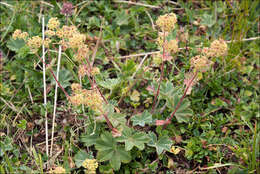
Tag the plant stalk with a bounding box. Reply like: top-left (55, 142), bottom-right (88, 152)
top-left (151, 31), bottom-right (166, 114)
top-left (162, 71), bottom-right (198, 129)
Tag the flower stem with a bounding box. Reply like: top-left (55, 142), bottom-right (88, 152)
top-left (162, 71), bottom-right (198, 129)
top-left (151, 31), bottom-right (166, 114)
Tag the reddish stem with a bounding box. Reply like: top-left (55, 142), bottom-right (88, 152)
top-left (151, 31), bottom-right (166, 114)
top-left (162, 71), bottom-right (198, 129)
top-left (84, 56), bottom-right (108, 104)
top-left (36, 53), bottom-right (70, 99)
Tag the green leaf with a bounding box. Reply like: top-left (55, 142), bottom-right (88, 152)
top-left (147, 132), bottom-right (172, 155)
top-left (51, 69), bottom-right (73, 89)
top-left (80, 133), bottom-right (99, 147)
top-left (166, 96), bottom-right (193, 123)
top-left (98, 78), bottom-right (120, 90)
top-left (160, 82), bottom-right (193, 123)
top-left (115, 11), bottom-right (130, 26)
top-left (116, 127), bottom-right (150, 151)
top-left (159, 81), bottom-right (178, 100)
top-left (201, 13), bottom-right (216, 27)
top-left (17, 119), bottom-right (27, 130)
top-left (105, 104), bottom-right (127, 128)
top-left (130, 90), bottom-right (140, 102)
top-left (131, 110), bottom-right (153, 127)
top-left (74, 150), bottom-right (93, 168)
top-left (7, 39), bottom-right (26, 52)
top-left (95, 132), bottom-right (131, 171)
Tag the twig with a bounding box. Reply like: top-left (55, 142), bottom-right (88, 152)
top-left (12, 103), bottom-right (27, 127)
top-left (145, 10), bottom-right (155, 30)
top-left (162, 71), bottom-right (198, 129)
top-left (27, 85), bottom-right (34, 104)
top-left (117, 51), bottom-right (160, 59)
top-left (114, 0), bottom-right (160, 9)
top-left (42, 15), bottom-right (49, 157)
top-left (168, 1), bottom-right (180, 6)
top-left (117, 48), bottom-right (186, 59)
top-left (40, 1), bottom-right (54, 8)
top-left (226, 36), bottom-right (260, 43)
top-left (50, 45), bottom-right (62, 157)
top-left (131, 54), bottom-right (148, 79)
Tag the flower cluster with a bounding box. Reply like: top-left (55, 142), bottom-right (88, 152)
top-left (45, 30), bottom-right (55, 37)
top-left (50, 166), bottom-right (66, 174)
top-left (69, 83), bottom-right (103, 112)
top-left (27, 36), bottom-right (42, 53)
top-left (47, 17), bottom-right (60, 30)
top-left (190, 55), bottom-right (213, 72)
top-left (164, 39), bottom-right (179, 54)
top-left (202, 39), bottom-right (228, 58)
top-left (61, 2), bottom-right (74, 16)
top-left (156, 13), bottom-right (177, 32)
top-left (12, 29), bottom-right (28, 40)
top-left (91, 67), bottom-right (100, 76)
top-left (155, 14), bottom-right (179, 62)
top-left (82, 159), bottom-right (98, 173)
top-left (75, 44), bottom-right (89, 62)
top-left (78, 65), bottom-right (87, 77)
top-left (56, 25), bottom-right (77, 39)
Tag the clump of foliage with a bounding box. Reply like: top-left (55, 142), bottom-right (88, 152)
top-left (0, 1), bottom-right (259, 174)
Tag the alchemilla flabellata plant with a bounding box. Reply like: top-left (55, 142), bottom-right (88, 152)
top-left (6, 1), bottom-right (258, 173)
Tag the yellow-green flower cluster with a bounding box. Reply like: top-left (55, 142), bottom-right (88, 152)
top-left (202, 39), bottom-right (228, 57)
top-left (27, 36), bottom-right (42, 53)
top-left (190, 55), bottom-right (213, 72)
top-left (91, 67), bottom-right (100, 76)
top-left (47, 17), bottom-right (60, 30)
top-left (156, 13), bottom-right (177, 32)
top-left (56, 25), bottom-right (78, 39)
top-left (68, 33), bottom-right (86, 49)
top-left (70, 84), bottom-right (103, 112)
top-left (45, 30), bottom-right (55, 37)
top-left (50, 166), bottom-right (66, 174)
top-left (78, 65), bottom-right (87, 77)
top-left (12, 29), bottom-right (28, 40)
top-left (82, 159), bottom-right (98, 173)
top-left (164, 39), bottom-right (179, 54)
top-left (155, 14), bottom-right (179, 62)
top-left (75, 44), bottom-right (89, 62)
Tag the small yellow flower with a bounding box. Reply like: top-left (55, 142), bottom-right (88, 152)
top-left (82, 159), bottom-right (98, 173)
top-left (75, 44), bottom-right (89, 62)
top-left (47, 17), bottom-right (60, 30)
top-left (91, 67), bottom-right (100, 76)
top-left (78, 65), bottom-right (87, 77)
top-left (190, 55), bottom-right (213, 72)
top-left (209, 39), bottom-right (228, 57)
top-left (45, 30), bottom-right (56, 37)
top-left (170, 146), bottom-right (181, 155)
top-left (12, 29), bottom-right (21, 39)
top-left (12, 29), bottom-right (28, 40)
top-left (71, 83), bottom-right (82, 92)
top-left (43, 38), bottom-right (51, 48)
top-left (27, 36), bottom-right (42, 53)
top-left (68, 33), bottom-right (86, 49)
top-left (164, 39), bottom-right (178, 54)
top-left (51, 166), bottom-right (66, 174)
top-left (156, 13), bottom-right (177, 32)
